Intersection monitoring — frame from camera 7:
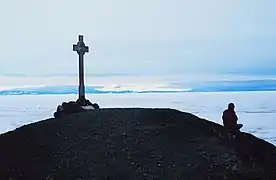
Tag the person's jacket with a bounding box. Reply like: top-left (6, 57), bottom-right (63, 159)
top-left (222, 109), bottom-right (238, 130)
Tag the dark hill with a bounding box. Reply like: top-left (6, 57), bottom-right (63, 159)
top-left (0, 108), bottom-right (275, 180)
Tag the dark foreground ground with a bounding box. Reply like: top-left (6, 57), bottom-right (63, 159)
top-left (0, 108), bottom-right (275, 180)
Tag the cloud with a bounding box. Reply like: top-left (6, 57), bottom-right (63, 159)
top-left (0, 0), bottom-right (276, 76)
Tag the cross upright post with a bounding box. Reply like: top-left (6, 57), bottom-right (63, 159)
top-left (73, 35), bottom-right (89, 104)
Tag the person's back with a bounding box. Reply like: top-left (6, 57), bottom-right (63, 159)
top-left (222, 103), bottom-right (242, 133)
top-left (222, 108), bottom-right (237, 131)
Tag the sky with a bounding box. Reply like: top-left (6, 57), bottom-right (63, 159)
top-left (1, 0), bottom-right (276, 76)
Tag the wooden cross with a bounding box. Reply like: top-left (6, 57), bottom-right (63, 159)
top-left (73, 35), bottom-right (89, 103)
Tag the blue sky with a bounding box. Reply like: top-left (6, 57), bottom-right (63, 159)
top-left (1, 0), bottom-right (276, 76)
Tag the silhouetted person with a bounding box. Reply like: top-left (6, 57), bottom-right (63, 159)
top-left (222, 103), bottom-right (243, 134)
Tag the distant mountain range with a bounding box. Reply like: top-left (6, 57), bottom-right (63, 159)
top-left (1, 79), bottom-right (276, 95)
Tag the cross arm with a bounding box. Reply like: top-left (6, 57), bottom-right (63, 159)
top-left (73, 44), bottom-right (89, 53)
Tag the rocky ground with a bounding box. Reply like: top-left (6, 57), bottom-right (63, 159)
top-left (0, 108), bottom-right (275, 180)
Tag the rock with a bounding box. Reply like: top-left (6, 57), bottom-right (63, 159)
top-left (0, 108), bottom-right (275, 180)
top-left (53, 100), bottom-right (100, 118)
top-left (76, 98), bottom-right (100, 109)
top-left (91, 103), bottom-right (100, 109)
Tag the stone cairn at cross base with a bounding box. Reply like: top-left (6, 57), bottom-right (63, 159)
top-left (53, 35), bottom-right (100, 118)
top-left (54, 100), bottom-right (100, 118)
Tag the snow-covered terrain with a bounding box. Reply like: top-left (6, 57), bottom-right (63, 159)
top-left (0, 92), bottom-right (275, 145)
